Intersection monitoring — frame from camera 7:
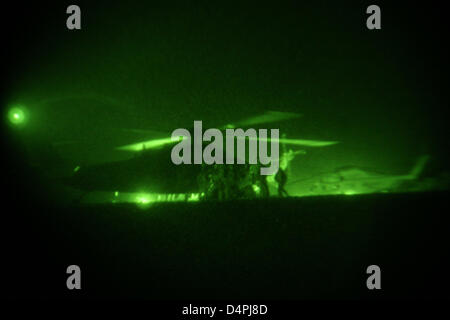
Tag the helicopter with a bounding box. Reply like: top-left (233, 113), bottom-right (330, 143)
top-left (63, 110), bottom-right (340, 204)
top-left (286, 155), bottom-right (431, 197)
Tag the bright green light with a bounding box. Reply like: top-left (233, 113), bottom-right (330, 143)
top-left (187, 193), bottom-right (200, 202)
top-left (131, 192), bottom-right (201, 206)
top-left (7, 107), bottom-right (27, 125)
top-left (136, 195), bottom-right (151, 204)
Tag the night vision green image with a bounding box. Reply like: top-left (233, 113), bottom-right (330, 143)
top-left (1, 1), bottom-right (449, 301)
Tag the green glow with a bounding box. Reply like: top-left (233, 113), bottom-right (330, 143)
top-left (7, 106), bottom-right (27, 125)
top-left (118, 133), bottom-right (337, 152)
top-left (244, 136), bottom-right (339, 147)
top-left (73, 166), bottom-right (80, 172)
top-left (115, 192), bottom-right (201, 206)
top-left (187, 193), bottom-right (200, 202)
top-left (136, 195), bottom-right (151, 204)
top-left (116, 136), bottom-right (184, 151)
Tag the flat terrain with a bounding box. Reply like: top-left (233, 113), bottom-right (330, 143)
top-left (4, 192), bottom-right (450, 299)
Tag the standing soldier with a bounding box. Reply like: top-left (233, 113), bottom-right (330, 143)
top-left (276, 134), bottom-right (306, 197)
top-left (275, 168), bottom-right (289, 197)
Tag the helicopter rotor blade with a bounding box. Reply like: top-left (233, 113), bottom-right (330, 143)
top-left (115, 111), bottom-right (338, 151)
top-left (221, 111), bottom-right (301, 129)
top-left (275, 138), bottom-right (339, 147)
top-left (239, 136), bottom-right (339, 147)
top-left (115, 136), bottom-right (183, 151)
top-left (117, 135), bottom-right (339, 152)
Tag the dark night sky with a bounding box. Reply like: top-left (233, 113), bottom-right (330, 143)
top-left (1, 1), bottom-right (448, 174)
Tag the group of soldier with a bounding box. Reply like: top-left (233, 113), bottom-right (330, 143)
top-left (197, 147), bottom-right (300, 201)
